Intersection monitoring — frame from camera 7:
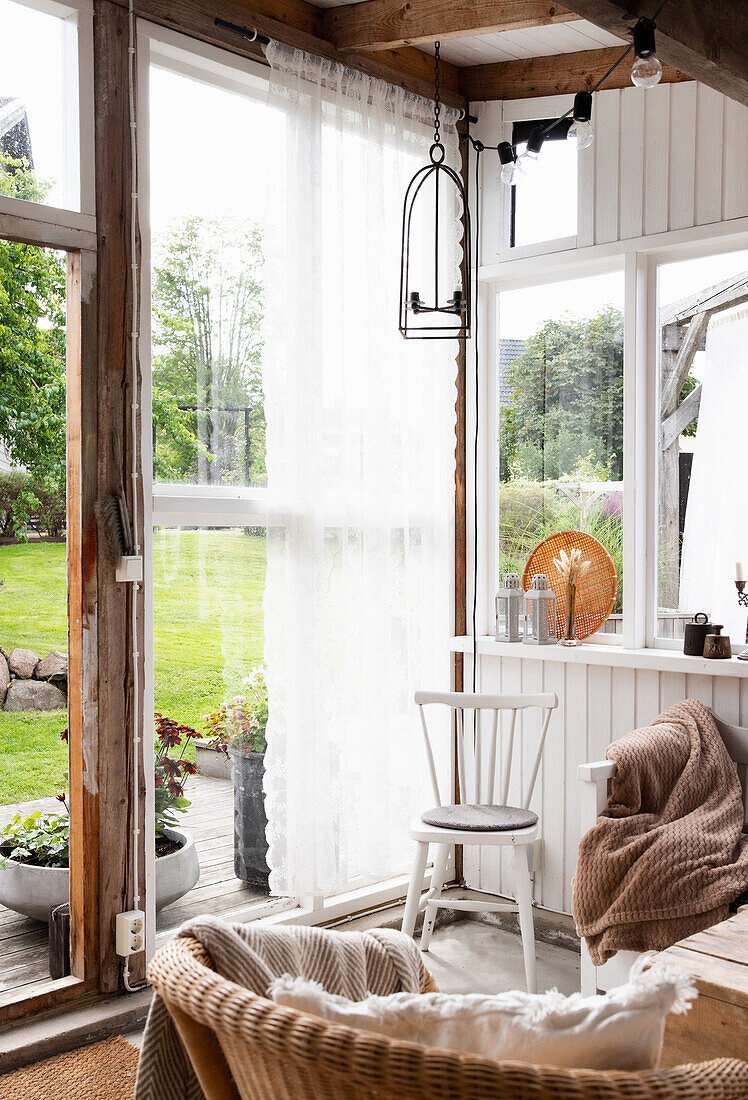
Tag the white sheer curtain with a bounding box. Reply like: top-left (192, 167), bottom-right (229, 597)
top-left (261, 43), bottom-right (459, 898)
top-left (680, 305), bottom-right (748, 644)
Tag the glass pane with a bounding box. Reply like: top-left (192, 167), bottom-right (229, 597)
top-left (153, 526), bottom-right (272, 932)
top-left (512, 137), bottom-right (577, 248)
top-left (0, 238), bottom-right (70, 993)
top-left (497, 270), bottom-right (625, 636)
top-left (0, 0), bottom-right (81, 210)
top-left (656, 249), bottom-right (748, 646)
top-left (149, 65), bottom-right (276, 488)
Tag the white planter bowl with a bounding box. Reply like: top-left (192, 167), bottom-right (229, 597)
top-left (0, 827), bottom-right (199, 921)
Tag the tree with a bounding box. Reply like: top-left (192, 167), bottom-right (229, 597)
top-left (151, 216), bottom-right (265, 485)
top-left (0, 156), bottom-right (67, 535)
top-left (500, 306), bottom-right (624, 482)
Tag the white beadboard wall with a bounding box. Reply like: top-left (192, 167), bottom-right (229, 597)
top-left (477, 82), bottom-right (748, 259)
top-left (466, 654), bottom-right (748, 915)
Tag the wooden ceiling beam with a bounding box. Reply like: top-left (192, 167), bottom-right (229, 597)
top-left (459, 44), bottom-right (689, 101)
top-left (322, 0), bottom-right (581, 53)
top-left (564, 0), bottom-right (748, 109)
top-left (127, 0), bottom-right (464, 106)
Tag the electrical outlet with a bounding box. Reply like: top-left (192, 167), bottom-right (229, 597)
top-left (116, 909), bottom-right (145, 956)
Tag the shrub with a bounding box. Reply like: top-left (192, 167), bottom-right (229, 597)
top-left (0, 470), bottom-right (66, 540)
top-left (499, 479), bottom-right (623, 614)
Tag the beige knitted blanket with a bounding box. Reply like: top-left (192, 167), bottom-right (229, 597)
top-left (573, 698), bottom-right (748, 966)
top-left (134, 916), bottom-right (426, 1100)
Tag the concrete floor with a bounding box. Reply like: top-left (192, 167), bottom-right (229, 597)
top-left (415, 918), bottom-right (579, 996)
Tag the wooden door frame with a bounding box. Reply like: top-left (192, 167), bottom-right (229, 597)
top-left (0, 244), bottom-right (100, 1023)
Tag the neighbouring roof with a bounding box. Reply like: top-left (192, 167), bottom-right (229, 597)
top-left (0, 97), bottom-right (33, 168)
top-left (498, 338), bottom-right (526, 406)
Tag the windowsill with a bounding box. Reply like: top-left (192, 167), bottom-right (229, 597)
top-left (451, 636), bottom-right (748, 677)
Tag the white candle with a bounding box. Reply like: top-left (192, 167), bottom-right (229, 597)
top-left (737, 561), bottom-right (744, 582)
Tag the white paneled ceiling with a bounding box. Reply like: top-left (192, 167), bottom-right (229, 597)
top-left (419, 21), bottom-right (626, 66)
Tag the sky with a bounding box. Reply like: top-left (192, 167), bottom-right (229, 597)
top-left (149, 66), bottom-right (275, 236)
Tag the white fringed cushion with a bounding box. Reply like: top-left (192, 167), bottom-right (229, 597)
top-left (269, 957), bottom-right (696, 1071)
top-left (421, 803), bottom-right (538, 831)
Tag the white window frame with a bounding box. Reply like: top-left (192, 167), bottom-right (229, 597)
top-left (0, 0), bottom-right (94, 220)
top-left (476, 96), bottom-right (583, 266)
top-left (478, 217), bottom-right (748, 660)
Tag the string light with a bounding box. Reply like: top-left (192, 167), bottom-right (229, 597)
top-left (568, 91), bottom-right (594, 150)
top-left (472, 1), bottom-right (670, 188)
top-left (498, 141), bottom-right (518, 185)
top-left (631, 16), bottom-right (663, 88)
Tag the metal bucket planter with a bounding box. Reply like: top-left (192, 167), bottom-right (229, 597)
top-left (229, 748), bottom-right (269, 888)
top-left (0, 826), bottom-right (199, 921)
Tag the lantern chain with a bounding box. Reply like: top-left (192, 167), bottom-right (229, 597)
top-left (433, 41), bottom-right (441, 148)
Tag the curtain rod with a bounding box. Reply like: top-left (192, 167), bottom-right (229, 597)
top-left (213, 17), bottom-right (477, 122)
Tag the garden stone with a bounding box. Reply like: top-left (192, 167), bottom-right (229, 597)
top-left (35, 650), bottom-right (68, 680)
top-left (49, 671), bottom-right (68, 697)
top-left (0, 653), bottom-right (9, 706)
top-left (4, 679), bottom-right (66, 712)
top-left (8, 648), bottom-right (39, 679)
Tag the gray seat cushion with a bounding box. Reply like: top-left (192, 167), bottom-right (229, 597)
top-left (420, 803), bottom-right (538, 832)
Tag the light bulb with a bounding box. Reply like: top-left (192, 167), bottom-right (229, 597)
top-left (500, 159), bottom-right (517, 185)
top-left (631, 53), bottom-right (662, 88)
top-left (568, 119), bottom-right (594, 150)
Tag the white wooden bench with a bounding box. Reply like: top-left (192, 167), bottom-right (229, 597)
top-left (578, 711), bottom-right (748, 996)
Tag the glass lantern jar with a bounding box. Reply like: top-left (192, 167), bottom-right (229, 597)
top-left (495, 573), bottom-right (523, 642)
top-left (523, 573), bottom-right (557, 645)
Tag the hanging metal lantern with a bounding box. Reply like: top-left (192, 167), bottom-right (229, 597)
top-left (399, 42), bottom-right (471, 340)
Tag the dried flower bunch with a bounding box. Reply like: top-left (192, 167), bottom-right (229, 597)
top-left (553, 547), bottom-right (591, 586)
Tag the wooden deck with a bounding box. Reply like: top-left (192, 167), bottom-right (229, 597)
top-left (0, 773), bottom-right (268, 997)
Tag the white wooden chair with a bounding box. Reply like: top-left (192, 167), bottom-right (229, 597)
top-left (578, 709), bottom-right (748, 996)
top-left (401, 689), bottom-right (558, 993)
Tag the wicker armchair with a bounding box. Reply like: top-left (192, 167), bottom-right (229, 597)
top-left (148, 936), bottom-right (748, 1100)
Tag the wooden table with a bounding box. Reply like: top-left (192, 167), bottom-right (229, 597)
top-left (653, 910), bottom-right (748, 1066)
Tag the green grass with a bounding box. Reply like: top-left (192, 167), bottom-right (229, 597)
top-left (0, 531), bottom-right (266, 803)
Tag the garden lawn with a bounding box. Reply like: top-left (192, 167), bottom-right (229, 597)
top-left (0, 531), bottom-right (266, 803)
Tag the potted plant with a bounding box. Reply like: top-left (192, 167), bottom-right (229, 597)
top-left (204, 665), bottom-right (269, 888)
top-left (0, 716), bottom-right (202, 921)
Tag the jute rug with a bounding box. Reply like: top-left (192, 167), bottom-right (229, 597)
top-left (0, 1035), bottom-right (138, 1099)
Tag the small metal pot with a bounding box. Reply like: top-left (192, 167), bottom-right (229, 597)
top-left (683, 612), bottom-right (713, 656)
top-left (703, 625), bottom-right (732, 660)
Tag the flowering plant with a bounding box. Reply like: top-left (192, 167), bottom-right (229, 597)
top-left (1, 719), bottom-right (202, 866)
top-left (154, 713), bottom-right (201, 838)
top-left (203, 665), bottom-right (268, 756)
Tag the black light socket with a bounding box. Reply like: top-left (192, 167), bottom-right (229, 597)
top-left (498, 141), bottom-right (516, 166)
top-left (632, 16), bottom-right (657, 59)
top-left (526, 126), bottom-right (545, 156)
top-left (572, 91), bottom-right (593, 123)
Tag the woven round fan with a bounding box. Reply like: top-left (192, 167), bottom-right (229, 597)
top-left (522, 530), bottom-right (618, 641)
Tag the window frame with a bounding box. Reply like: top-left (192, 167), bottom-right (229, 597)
top-left (477, 222), bottom-right (748, 658)
top-left (0, 0), bottom-right (94, 219)
top-left (0, 0), bottom-right (97, 1022)
top-left (508, 116), bottom-right (574, 253)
